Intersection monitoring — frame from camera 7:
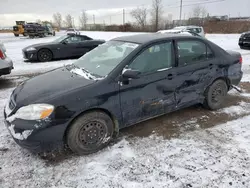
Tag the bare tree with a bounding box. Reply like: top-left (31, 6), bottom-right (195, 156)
top-left (192, 5), bottom-right (207, 18)
top-left (79, 10), bottom-right (88, 30)
top-left (64, 14), bottom-right (73, 28)
top-left (53, 12), bottom-right (62, 29)
top-left (130, 7), bottom-right (147, 29)
top-left (36, 19), bottom-right (42, 24)
top-left (151, 0), bottom-right (164, 31)
top-left (201, 7), bottom-right (208, 19)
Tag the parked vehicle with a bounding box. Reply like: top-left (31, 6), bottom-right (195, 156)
top-left (0, 43), bottom-right (13, 76)
top-left (4, 34), bottom-right (243, 155)
top-left (158, 25), bottom-right (205, 37)
top-left (13, 21), bottom-right (27, 37)
top-left (238, 31), bottom-right (250, 49)
top-left (42, 21), bottom-right (56, 36)
top-left (66, 28), bottom-right (81, 35)
top-left (157, 30), bottom-right (201, 37)
top-left (22, 34), bottom-right (105, 62)
top-left (25, 22), bottom-right (47, 38)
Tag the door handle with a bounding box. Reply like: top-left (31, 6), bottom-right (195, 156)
top-left (167, 74), bottom-right (173, 80)
top-left (209, 64), bottom-right (213, 69)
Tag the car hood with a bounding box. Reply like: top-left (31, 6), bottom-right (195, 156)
top-left (23, 42), bottom-right (57, 50)
top-left (11, 67), bottom-right (95, 107)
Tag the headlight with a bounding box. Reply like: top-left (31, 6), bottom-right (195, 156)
top-left (26, 47), bottom-right (36, 51)
top-left (13, 104), bottom-right (54, 120)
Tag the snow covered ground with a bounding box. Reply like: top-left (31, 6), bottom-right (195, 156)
top-left (1, 32), bottom-right (250, 187)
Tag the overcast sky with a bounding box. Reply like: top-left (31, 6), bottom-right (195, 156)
top-left (0, 0), bottom-right (249, 27)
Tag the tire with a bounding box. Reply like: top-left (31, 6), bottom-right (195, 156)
top-left (14, 34), bottom-right (19, 37)
top-left (23, 33), bottom-right (27, 36)
top-left (203, 79), bottom-right (228, 110)
top-left (66, 111), bottom-right (114, 155)
top-left (37, 49), bottom-right (53, 62)
top-left (53, 31), bottom-right (55, 36)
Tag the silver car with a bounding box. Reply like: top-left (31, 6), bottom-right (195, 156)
top-left (158, 25), bottom-right (206, 38)
top-left (0, 42), bottom-right (13, 76)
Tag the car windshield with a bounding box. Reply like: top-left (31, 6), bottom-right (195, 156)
top-left (53, 35), bottom-right (69, 43)
top-left (73, 40), bottom-right (139, 78)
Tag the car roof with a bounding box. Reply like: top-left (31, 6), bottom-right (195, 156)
top-left (174, 25), bottom-right (202, 29)
top-left (111, 33), bottom-right (198, 44)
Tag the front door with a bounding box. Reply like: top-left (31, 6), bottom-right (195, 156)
top-left (119, 41), bottom-right (177, 126)
top-left (174, 39), bottom-right (219, 108)
top-left (60, 35), bottom-right (84, 58)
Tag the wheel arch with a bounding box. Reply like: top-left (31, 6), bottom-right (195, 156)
top-left (212, 76), bottom-right (231, 90)
top-left (63, 108), bottom-right (120, 144)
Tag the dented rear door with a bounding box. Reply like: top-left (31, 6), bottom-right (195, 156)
top-left (174, 39), bottom-right (219, 108)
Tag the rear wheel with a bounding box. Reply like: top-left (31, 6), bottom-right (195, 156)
top-left (203, 79), bottom-right (228, 110)
top-left (14, 34), bottom-right (19, 37)
top-left (66, 111), bottom-right (114, 155)
top-left (37, 49), bottom-right (53, 62)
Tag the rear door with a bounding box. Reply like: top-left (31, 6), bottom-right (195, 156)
top-left (119, 41), bottom-right (177, 126)
top-left (173, 38), bottom-right (219, 108)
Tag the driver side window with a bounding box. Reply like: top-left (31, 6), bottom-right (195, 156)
top-left (64, 36), bottom-right (81, 43)
top-left (128, 42), bottom-right (173, 74)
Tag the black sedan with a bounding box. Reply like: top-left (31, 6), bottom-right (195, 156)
top-left (239, 31), bottom-right (250, 49)
top-left (4, 34), bottom-right (243, 155)
top-left (22, 34), bottom-right (105, 62)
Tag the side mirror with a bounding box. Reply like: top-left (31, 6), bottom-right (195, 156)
top-left (122, 69), bottom-right (141, 79)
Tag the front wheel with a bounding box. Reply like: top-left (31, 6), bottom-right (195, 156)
top-left (203, 79), bottom-right (228, 110)
top-left (66, 111), bottom-right (114, 155)
top-left (37, 49), bottom-right (53, 62)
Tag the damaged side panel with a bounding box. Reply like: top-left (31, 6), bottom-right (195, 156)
top-left (174, 60), bottom-right (220, 107)
top-left (119, 69), bottom-right (177, 127)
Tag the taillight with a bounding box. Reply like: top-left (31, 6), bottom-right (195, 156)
top-left (0, 49), bottom-right (5, 60)
top-left (239, 56), bottom-right (243, 64)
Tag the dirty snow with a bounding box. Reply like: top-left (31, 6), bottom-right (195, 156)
top-left (216, 101), bottom-right (250, 116)
top-left (1, 32), bottom-right (250, 187)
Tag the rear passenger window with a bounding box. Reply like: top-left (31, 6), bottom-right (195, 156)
top-left (177, 40), bottom-right (214, 66)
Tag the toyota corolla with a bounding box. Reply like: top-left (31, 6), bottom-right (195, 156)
top-left (3, 33), bottom-right (243, 155)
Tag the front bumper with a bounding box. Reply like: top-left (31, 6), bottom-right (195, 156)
top-left (3, 109), bottom-right (68, 153)
top-left (22, 50), bottom-right (38, 61)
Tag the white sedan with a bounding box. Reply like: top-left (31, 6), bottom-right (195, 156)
top-left (157, 29), bottom-right (201, 37)
top-left (65, 28), bottom-right (81, 35)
